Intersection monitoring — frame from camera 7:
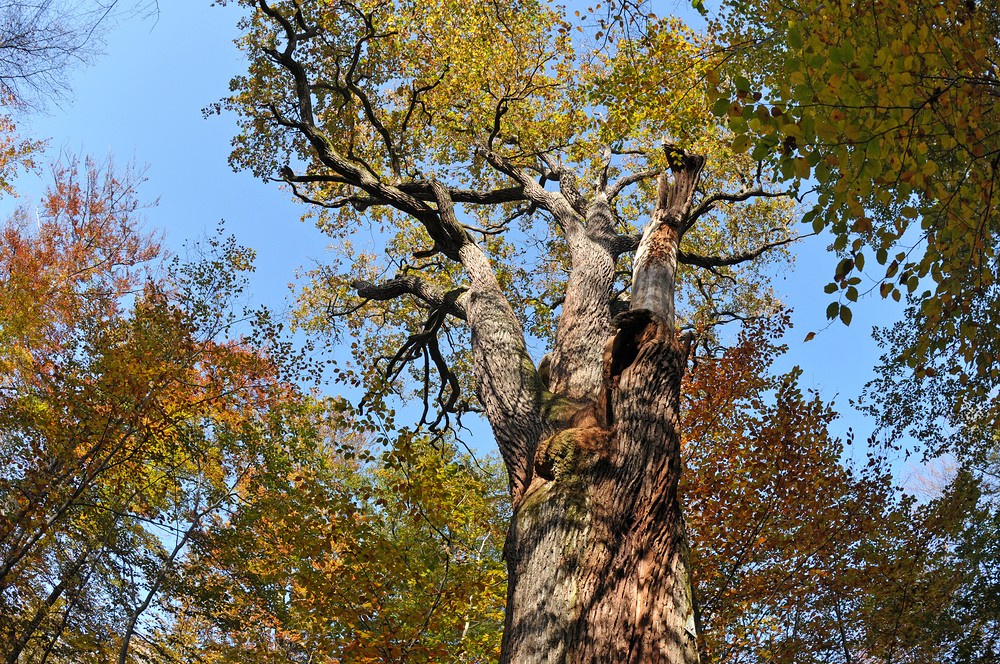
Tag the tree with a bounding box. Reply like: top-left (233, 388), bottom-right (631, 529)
top-left (165, 408), bottom-right (509, 663)
top-left (219, 1), bottom-right (806, 660)
top-left (0, 0), bottom-right (158, 109)
top-left (704, 0), bottom-right (1000, 469)
top-left (681, 317), bottom-right (1000, 664)
top-left (0, 111), bottom-right (38, 194)
top-left (0, 0), bottom-right (156, 196)
top-left (681, 317), bottom-right (895, 663)
top-left (0, 155), bottom-right (308, 662)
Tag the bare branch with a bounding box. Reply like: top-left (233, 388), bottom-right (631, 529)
top-left (607, 169), bottom-right (657, 200)
top-left (367, 307), bottom-right (461, 432)
top-left (686, 187), bottom-right (797, 231)
top-left (614, 231), bottom-right (810, 266)
top-left (274, 173), bottom-right (369, 210)
top-left (0, 0), bottom-right (152, 109)
top-left (280, 172), bottom-right (527, 208)
top-left (678, 232), bottom-right (813, 268)
top-left (351, 275), bottom-right (468, 321)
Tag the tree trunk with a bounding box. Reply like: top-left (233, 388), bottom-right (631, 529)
top-left (6, 544), bottom-right (92, 664)
top-left (498, 154), bottom-right (704, 663)
top-left (502, 323), bottom-right (697, 663)
top-left (240, 7), bottom-right (724, 660)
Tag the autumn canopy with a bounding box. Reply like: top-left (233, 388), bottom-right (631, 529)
top-left (0, 0), bottom-right (998, 662)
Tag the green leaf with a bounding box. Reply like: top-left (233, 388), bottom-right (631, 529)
top-left (794, 157), bottom-right (811, 179)
top-left (811, 213), bottom-right (825, 234)
top-left (835, 258), bottom-right (855, 281)
top-left (787, 26), bottom-right (802, 50)
top-left (751, 141), bottom-right (771, 161)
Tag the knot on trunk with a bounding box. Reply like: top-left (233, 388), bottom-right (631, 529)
top-left (533, 424), bottom-right (611, 482)
top-left (534, 396), bottom-right (613, 484)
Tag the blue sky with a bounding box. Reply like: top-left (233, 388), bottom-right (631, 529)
top-left (6, 1), bottom-right (915, 477)
top-left (10, 3), bottom-right (328, 316)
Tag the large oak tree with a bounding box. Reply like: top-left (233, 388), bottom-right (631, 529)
top-left (219, 1), bottom-right (803, 661)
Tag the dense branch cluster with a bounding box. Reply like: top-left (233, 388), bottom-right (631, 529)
top-left (235, 0), bottom-right (801, 448)
top-left (0, 1), bottom-right (158, 107)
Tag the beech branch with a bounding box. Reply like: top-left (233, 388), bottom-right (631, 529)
top-left (686, 187), bottom-right (797, 231)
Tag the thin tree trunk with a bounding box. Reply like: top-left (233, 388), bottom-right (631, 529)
top-left (0, 420), bottom-right (162, 589)
top-left (37, 553), bottom-right (101, 664)
top-left (117, 525), bottom-right (194, 664)
top-left (832, 590), bottom-right (854, 664)
top-left (6, 545), bottom-right (91, 664)
top-left (118, 471), bottom-right (247, 664)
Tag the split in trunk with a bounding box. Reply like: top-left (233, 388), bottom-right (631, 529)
top-left (500, 153), bottom-right (704, 664)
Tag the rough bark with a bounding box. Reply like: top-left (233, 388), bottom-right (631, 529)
top-left (503, 315), bottom-right (698, 663)
top-left (431, 182), bottom-right (544, 502)
top-left (250, 6), bottom-right (707, 659)
top-left (546, 194), bottom-right (617, 402)
top-left (499, 152), bottom-right (705, 664)
top-left (632, 152), bottom-right (706, 328)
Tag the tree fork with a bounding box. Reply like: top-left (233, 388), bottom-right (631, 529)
top-left (501, 154), bottom-right (704, 663)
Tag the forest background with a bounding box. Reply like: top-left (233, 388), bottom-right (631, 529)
top-left (0, 0), bottom-right (997, 662)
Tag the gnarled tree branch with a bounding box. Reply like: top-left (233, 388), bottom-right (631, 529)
top-left (351, 275), bottom-right (468, 321)
top-left (607, 168), bottom-right (657, 200)
top-left (479, 146), bottom-right (584, 238)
